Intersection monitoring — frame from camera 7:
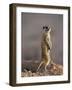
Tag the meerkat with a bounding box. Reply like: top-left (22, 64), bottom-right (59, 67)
top-left (37, 26), bottom-right (52, 71)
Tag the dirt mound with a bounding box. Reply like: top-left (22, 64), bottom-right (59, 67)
top-left (21, 62), bottom-right (63, 77)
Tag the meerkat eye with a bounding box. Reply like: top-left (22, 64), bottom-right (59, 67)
top-left (46, 27), bottom-right (48, 29)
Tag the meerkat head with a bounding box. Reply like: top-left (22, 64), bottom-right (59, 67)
top-left (43, 25), bottom-right (51, 33)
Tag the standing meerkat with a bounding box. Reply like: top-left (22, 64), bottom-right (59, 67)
top-left (37, 25), bottom-right (52, 71)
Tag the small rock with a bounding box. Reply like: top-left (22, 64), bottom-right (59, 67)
top-left (32, 73), bottom-right (36, 76)
top-left (24, 73), bottom-right (28, 77)
top-left (24, 69), bottom-right (28, 72)
top-left (39, 73), bottom-right (43, 76)
top-left (28, 71), bottom-right (33, 76)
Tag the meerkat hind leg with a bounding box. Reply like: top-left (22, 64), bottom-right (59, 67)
top-left (37, 61), bottom-right (44, 72)
top-left (45, 65), bottom-right (47, 72)
top-left (44, 59), bottom-right (51, 71)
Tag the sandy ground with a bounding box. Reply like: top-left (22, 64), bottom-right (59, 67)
top-left (21, 61), bottom-right (63, 77)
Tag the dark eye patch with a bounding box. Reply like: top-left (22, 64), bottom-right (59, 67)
top-left (46, 27), bottom-right (48, 29)
top-left (43, 26), bottom-right (48, 29)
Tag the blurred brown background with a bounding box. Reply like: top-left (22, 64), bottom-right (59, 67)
top-left (21, 12), bottom-right (63, 66)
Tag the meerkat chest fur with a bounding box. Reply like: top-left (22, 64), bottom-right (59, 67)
top-left (46, 32), bottom-right (51, 42)
top-left (41, 31), bottom-right (51, 59)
